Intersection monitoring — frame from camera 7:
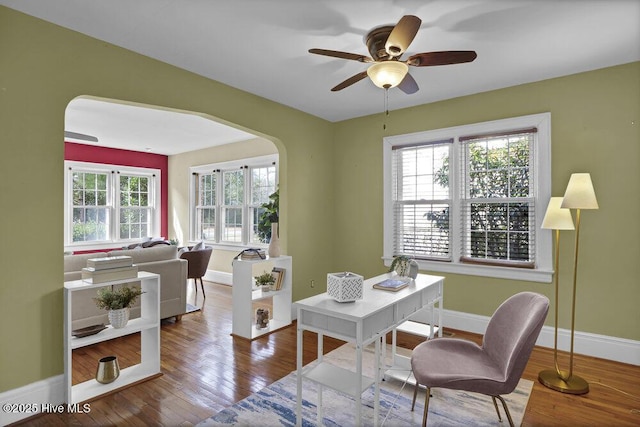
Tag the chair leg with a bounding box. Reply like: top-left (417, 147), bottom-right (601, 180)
top-left (493, 395), bottom-right (514, 427)
top-left (422, 386), bottom-right (431, 427)
top-left (491, 396), bottom-right (503, 422)
top-left (192, 278), bottom-right (198, 294)
top-left (199, 278), bottom-right (206, 298)
top-left (412, 381), bottom-right (419, 411)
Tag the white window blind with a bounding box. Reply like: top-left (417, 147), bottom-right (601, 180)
top-left (392, 139), bottom-right (453, 260)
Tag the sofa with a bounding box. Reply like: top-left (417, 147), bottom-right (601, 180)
top-left (64, 245), bottom-right (188, 329)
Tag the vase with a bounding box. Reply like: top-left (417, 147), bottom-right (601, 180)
top-left (268, 222), bottom-right (280, 258)
top-left (108, 307), bottom-right (130, 329)
top-left (96, 355), bottom-right (120, 384)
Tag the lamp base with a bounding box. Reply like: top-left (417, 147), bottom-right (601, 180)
top-left (538, 369), bottom-right (589, 394)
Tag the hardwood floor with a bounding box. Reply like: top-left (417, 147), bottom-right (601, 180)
top-left (18, 281), bottom-right (640, 426)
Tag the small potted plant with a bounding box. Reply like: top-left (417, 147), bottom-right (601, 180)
top-left (94, 285), bottom-right (144, 329)
top-left (255, 272), bottom-right (276, 292)
top-left (388, 255), bottom-right (419, 279)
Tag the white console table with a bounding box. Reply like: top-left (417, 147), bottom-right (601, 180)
top-left (295, 272), bottom-right (444, 426)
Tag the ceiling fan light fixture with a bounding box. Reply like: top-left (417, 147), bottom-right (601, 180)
top-left (366, 61), bottom-right (408, 89)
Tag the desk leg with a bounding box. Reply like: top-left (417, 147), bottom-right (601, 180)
top-left (317, 332), bottom-right (323, 426)
top-left (374, 336), bottom-right (381, 426)
top-left (296, 324), bottom-right (303, 427)
top-left (355, 342), bottom-right (362, 426)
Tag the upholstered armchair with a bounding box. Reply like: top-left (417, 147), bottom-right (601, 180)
top-left (179, 246), bottom-right (213, 297)
top-left (410, 292), bottom-right (549, 427)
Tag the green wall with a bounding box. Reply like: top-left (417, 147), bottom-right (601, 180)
top-left (0, 7), bottom-right (335, 392)
top-left (0, 6), bottom-right (638, 393)
top-left (332, 62), bottom-right (640, 340)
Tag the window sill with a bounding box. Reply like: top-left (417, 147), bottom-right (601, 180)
top-left (383, 257), bottom-right (553, 283)
top-left (192, 242), bottom-right (268, 252)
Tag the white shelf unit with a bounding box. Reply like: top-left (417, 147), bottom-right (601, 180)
top-left (231, 255), bottom-right (292, 340)
top-left (63, 272), bottom-right (161, 404)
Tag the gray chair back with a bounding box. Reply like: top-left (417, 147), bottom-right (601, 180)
top-left (482, 292), bottom-right (549, 393)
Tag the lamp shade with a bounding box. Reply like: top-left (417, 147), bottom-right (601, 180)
top-left (561, 173), bottom-right (599, 209)
top-left (542, 197), bottom-right (575, 230)
top-left (366, 61), bottom-right (409, 89)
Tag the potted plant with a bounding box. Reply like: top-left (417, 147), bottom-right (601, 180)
top-left (255, 272), bottom-right (276, 292)
top-left (388, 255), bottom-right (419, 279)
top-left (94, 285), bottom-right (144, 328)
top-left (257, 189), bottom-right (280, 257)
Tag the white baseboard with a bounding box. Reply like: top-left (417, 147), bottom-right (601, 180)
top-left (204, 270), bottom-right (232, 286)
top-left (0, 375), bottom-right (65, 425)
top-left (439, 308), bottom-right (640, 366)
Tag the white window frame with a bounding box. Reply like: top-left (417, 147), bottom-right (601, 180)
top-left (383, 113), bottom-right (553, 283)
top-left (189, 154), bottom-right (278, 249)
top-left (64, 161), bottom-right (161, 252)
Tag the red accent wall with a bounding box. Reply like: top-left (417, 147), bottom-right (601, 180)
top-left (64, 142), bottom-right (169, 239)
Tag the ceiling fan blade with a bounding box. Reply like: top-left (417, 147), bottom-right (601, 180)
top-left (385, 15), bottom-right (422, 58)
top-left (309, 48), bottom-right (373, 63)
top-left (398, 73), bottom-right (419, 94)
top-left (407, 51), bottom-right (477, 67)
top-left (64, 131), bottom-right (98, 142)
top-left (331, 71), bottom-right (369, 91)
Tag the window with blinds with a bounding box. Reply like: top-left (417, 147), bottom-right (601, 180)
top-left (383, 113), bottom-right (552, 282)
top-left (392, 140), bottom-right (452, 260)
top-left (459, 129), bottom-right (536, 268)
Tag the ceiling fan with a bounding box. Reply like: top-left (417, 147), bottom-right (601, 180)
top-left (309, 15), bottom-right (477, 94)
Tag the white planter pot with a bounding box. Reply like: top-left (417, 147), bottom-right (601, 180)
top-left (108, 307), bottom-right (130, 329)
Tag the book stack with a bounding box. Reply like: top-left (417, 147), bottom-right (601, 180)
top-left (372, 278), bottom-right (410, 292)
top-left (82, 256), bottom-right (138, 284)
top-left (240, 248), bottom-right (266, 260)
top-left (271, 267), bottom-right (286, 291)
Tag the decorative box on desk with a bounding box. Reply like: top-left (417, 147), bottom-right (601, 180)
top-left (327, 272), bottom-right (364, 302)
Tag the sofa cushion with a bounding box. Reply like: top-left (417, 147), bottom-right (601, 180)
top-left (108, 245), bottom-right (178, 263)
top-left (64, 252), bottom-right (108, 273)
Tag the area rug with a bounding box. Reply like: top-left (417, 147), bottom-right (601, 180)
top-left (197, 343), bottom-right (533, 426)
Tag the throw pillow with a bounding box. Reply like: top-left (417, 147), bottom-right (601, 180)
top-left (192, 241), bottom-right (205, 251)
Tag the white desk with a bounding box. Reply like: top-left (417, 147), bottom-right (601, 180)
top-left (295, 272), bottom-right (444, 426)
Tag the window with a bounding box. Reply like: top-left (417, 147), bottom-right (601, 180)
top-left (190, 155), bottom-right (277, 247)
top-left (383, 113), bottom-right (552, 282)
top-left (64, 161), bottom-right (161, 250)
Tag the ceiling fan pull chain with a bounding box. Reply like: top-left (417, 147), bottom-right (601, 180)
top-left (383, 88), bottom-right (389, 130)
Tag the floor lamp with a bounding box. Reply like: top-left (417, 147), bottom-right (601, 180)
top-left (537, 197), bottom-right (575, 392)
top-left (541, 173), bottom-right (598, 394)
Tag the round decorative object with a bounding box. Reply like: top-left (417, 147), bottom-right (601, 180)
top-left (96, 355), bottom-right (120, 384)
top-left (108, 307), bottom-right (130, 329)
top-left (256, 308), bottom-right (270, 329)
top-left (268, 223), bottom-right (281, 258)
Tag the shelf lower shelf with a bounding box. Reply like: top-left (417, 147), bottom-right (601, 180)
top-left (302, 362), bottom-right (375, 398)
top-left (396, 320), bottom-right (439, 339)
top-left (70, 363), bottom-right (162, 404)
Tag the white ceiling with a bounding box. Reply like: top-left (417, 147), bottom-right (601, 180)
top-left (2, 0), bottom-right (639, 155)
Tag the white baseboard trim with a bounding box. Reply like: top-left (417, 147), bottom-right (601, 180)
top-left (203, 270), bottom-right (232, 286)
top-left (0, 375), bottom-right (65, 425)
top-left (441, 308), bottom-right (640, 366)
